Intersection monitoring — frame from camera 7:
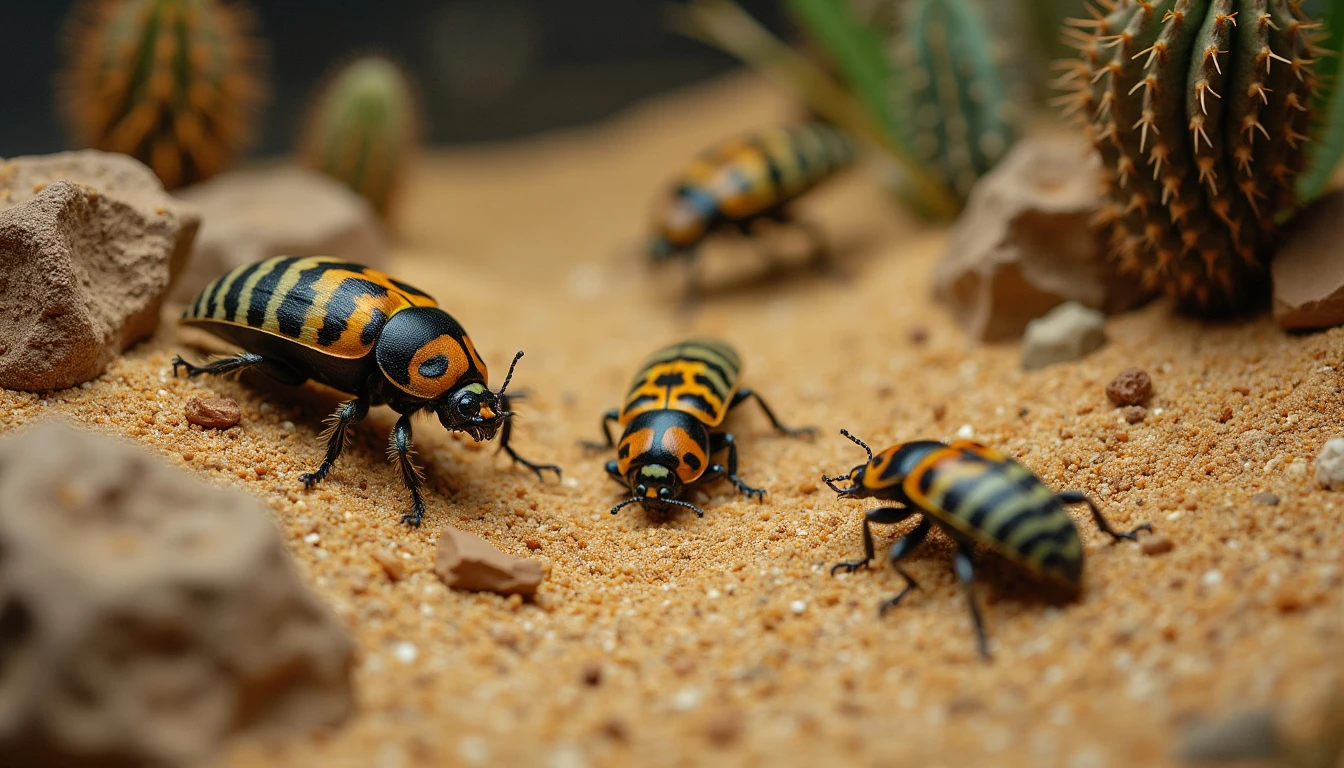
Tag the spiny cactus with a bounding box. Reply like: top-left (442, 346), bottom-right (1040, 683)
top-left (1062, 0), bottom-right (1323, 315)
top-left (891, 0), bottom-right (1020, 199)
top-left (300, 56), bottom-right (418, 218)
top-left (60, 0), bottom-right (265, 189)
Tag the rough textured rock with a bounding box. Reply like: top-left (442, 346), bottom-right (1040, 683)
top-left (435, 525), bottom-right (544, 596)
top-left (1105, 368), bottom-right (1154, 406)
top-left (1273, 190), bottom-right (1344, 331)
top-left (0, 420), bottom-right (354, 767)
top-left (1315, 437), bottom-right (1344, 491)
top-left (0, 151), bottom-right (200, 391)
top-left (933, 137), bottom-right (1151, 341)
top-left (174, 166), bottom-right (387, 301)
top-left (1021, 301), bottom-right (1107, 371)
top-left (184, 396), bottom-right (241, 429)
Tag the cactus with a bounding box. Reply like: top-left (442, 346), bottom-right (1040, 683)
top-left (59, 0), bottom-right (265, 189)
top-left (300, 56), bottom-right (418, 218)
top-left (1063, 0), bottom-right (1323, 315)
top-left (891, 0), bottom-right (1020, 198)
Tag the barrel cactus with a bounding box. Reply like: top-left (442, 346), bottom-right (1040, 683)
top-left (60, 0), bottom-right (266, 189)
top-left (892, 0), bottom-right (1020, 199)
top-left (1063, 0), bottom-right (1323, 314)
top-left (299, 56), bottom-right (418, 218)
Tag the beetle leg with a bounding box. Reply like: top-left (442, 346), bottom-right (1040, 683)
top-left (715, 432), bottom-right (764, 500)
top-left (298, 393), bottom-right (370, 490)
top-left (604, 460), bottom-right (624, 484)
top-left (580, 409), bottom-right (621, 451)
top-left (876, 517), bottom-right (932, 615)
top-left (496, 396), bottom-right (562, 480)
top-left (952, 544), bottom-right (992, 661)
top-left (831, 506), bottom-right (916, 575)
top-left (389, 413), bottom-right (428, 527)
top-left (1055, 490), bottom-right (1153, 542)
top-left (728, 389), bottom-right (815, 438)
top-left (171, 352), bottom-right (264, 378)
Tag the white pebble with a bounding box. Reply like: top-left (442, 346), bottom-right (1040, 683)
top-left (956, 424), bottom-right (975, 440)
top-left (790, 600), bottom-right (807, 615)
top-left (281, 420), bottom-right (295, 432)
top-left (563, 477), bottom-right (580, 489)
top-left (671, 688), bottom-right (702, 711)
top-left (1315, 437), bottom-right (1344, 490)
top-left (303, 532), bottom-right (320, 545)
top-left (1201, 570), bottom-right (1223, 587)
top-left (392, 641), bottom-right (419, 664)
top-left (707, 589), bottom-right (722, 599)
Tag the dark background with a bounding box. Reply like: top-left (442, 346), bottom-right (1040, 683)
top-left (0, 0), bottom-right (787, 158)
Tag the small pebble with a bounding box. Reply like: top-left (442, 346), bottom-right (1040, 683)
top-left (790, 600), bottom-right (807, 615)
top-left (798, 481), bottom-right (818, 495)
top-left (1140, 534), bottom-right (1174, 556)
top-left (1105, 368), bottom-right (1153, 406)
top-left (371, 550), bottom-right (406, 582)
top-left (955, 424), bottom-right (974, 440)
top-left (908, 326), bottom-right (930, 345)
top-left (1122, 406), bottom-right (1147, 424)
top-left (184, 396), bottom-right (241, 429)
top-left (1021, 302), bottom-right (1107, 371)
top-left (1315, 437), bottom-right (1344, 490)
top-left (705, 710), bottom-right (744, 747)
top-left (392, 641), bottom-right (418, 664)
top-left (932, 403), bottom-right (947, 421)
top-left (1250, 491), bottom-right (1280, 506)
top-left (580, 662), bottom-right (603, 687)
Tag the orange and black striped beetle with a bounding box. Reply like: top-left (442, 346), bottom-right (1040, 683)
top-left (586, 339), bottom-right (813, 518)
top-left (172, 256), bottom-right (560, 527)
top-left (649, 123), bottom-right (854, 289)
top-left (823, 430), bottom-right (1151, 659)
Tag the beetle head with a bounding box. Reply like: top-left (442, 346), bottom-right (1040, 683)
top-left (610, 463), bottom-right (704, 518)
top-left (435, 351), bottom-right (523, 442)
top-left (822, 428), bottom-right (876, 499)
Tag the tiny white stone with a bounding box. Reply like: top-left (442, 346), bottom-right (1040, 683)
top-left (1316, 437), bottom-right (1344, 490)
top-left (671, 688), bottom-right (701, 711)
top-left (956, 424), bottom-right (975, 440)
top-left (157, 389), bottom-right (168, 396)
top-left (795, 528), bottom-right (808, 537)
top-left (563, 477), bottom-right (580, 489)
top-left (392, 641), bottom-right (418, 664)
top-left (1166, 511), bottom-right (1182, 521)
top-left (281, 420), bottom-right (295, 432)
top-left (707, 589), bottom-right (722, 599)
top-left (1201, 570), bottom-right (1223, 587)
top-left (303, 532), bottom-right (320, 545)
top-left (790, 600), bottom-right (806, 615)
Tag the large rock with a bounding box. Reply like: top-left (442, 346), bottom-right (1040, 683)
top-left (0, 151), bottom-right (200, 391)
top-left (933, 137), bottom-right (1151, 341)
top-left (174, 166), bottom-right (387, 301)
top-left (0, 420), bottom-right (354, 767)
top-left (1273, 190), bottom-right (1344, 331)
top-left (1022, 301), bottom-right (1107, 371)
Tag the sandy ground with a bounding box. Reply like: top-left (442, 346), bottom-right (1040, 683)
top-left (3, 73), bottom-right (1343, 768)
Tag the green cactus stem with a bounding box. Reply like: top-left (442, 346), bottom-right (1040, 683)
top-left (60, 0), bottom-right (266, 189)
top-left (300, 56), bottom-right (418, 218)
top-left (893, 0), bottom-right (1020, 198)
top-left (1062, 0), bottom-right (1323, 315)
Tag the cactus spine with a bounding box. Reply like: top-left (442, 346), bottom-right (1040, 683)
top-left (1064, 0), bottom-right (1322, 314)
top-left (300, 56), bottom-right (418, 218)
top-left (893, 0), bottom-right (1019, 199)
top-left (60, 0), bottom-right (265, 189)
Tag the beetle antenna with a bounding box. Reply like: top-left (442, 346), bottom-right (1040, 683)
top-left (839, 428), bottom-right (872, 461)
top-left (661, 498), bottom-right (706, 518)
top-left (609, 497), bottom-right (643, 515)
top-left (821, 473), bottom-right (850, 494)
top-left (497, 351), bottom-right (524, 398)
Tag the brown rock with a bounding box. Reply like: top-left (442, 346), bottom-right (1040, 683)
top-left (0, 151), bottom-right (199, 391)
top-left (580, 661), bottom-right (604, 687)
top-left (1105, 368), bottom-right (1153, 406)
top-left (185, 396), bottom-right (242, 429)
top-left (704, 709), bottom-right (744, 746)
top-left (1272, 190), bottom-right (1344, 330)
top-left (434, 525), bottom-right (544, 596)
top-left (0, 420), bottom-right (354, 767)
top-left (1140, 534), bottom-right (1174, 556)
top-left (174, 166), bottom-right (386, 301)
top-left (933, 137), bottom-right (1152, 341)
top-left (1122, 405), bottom-right (1147, 424)
top-left (371, 550), bottom-right (407, 582)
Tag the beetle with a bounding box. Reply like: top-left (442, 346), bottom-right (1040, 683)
top-left (172, 255), bottom-right (560, 526)
top-left (822, 429), bottom-right (1151, 659)
top-left (649, 123), bottom-right (854, 293)
top-left (586, 339), bottom-right (813, 518)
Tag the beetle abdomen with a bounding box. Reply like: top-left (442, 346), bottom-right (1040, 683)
top-left (183, 256), bottom-right (437, 360)
top-left (620, 339), bottom-right (742, 427)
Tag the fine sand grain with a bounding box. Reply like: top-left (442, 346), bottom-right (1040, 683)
top-left (2, 74), bottom-right (1341, 768)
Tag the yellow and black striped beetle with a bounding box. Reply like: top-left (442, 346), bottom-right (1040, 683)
top-left (586, 339), bottom-right (813, 518)
top-left (823, 430), bottom-right (1151, 659)
top-left (172, 256), bottom-right (560, 527)
top-left (649, 123), bottom-right (854, 291)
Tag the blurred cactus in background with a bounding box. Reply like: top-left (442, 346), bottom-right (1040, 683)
top-left (60, 0), bottom-right (266, 189)
top-left (300, 56), bottom-right (418, 218)
top-left (891, 0), bottom-right (1020, 198)
top-left (1061, 0), bottom-right (1328, 315)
